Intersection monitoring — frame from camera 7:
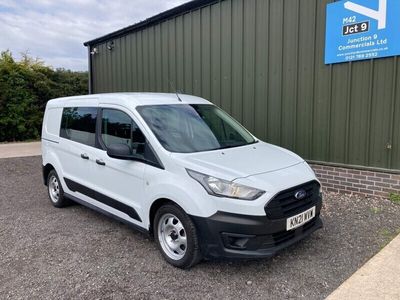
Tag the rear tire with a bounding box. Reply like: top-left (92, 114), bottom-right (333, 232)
top-left (47, 170), bottom-right (71, 208)
top-left (154, 204), bottom-right (202, 269)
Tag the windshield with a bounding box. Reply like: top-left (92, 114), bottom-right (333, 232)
top-left (137, 104), bottom-right (256, 153)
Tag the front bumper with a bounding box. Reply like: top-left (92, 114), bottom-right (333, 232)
top-left (190, 196), bottom-right (323, 259)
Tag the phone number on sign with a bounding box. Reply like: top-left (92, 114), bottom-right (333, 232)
top-left (345, 52), bottom-right (378, 61)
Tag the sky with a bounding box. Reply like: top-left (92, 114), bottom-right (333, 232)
top-left (0, 0), bottom-right (188, 71)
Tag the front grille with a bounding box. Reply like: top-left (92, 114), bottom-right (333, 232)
top-left (265, 180), bottom-right (320, 220)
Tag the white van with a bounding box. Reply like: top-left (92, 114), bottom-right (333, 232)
top-left (42, 93), bottom-right (322, 268)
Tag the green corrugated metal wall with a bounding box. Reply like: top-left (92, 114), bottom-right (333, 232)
top-left (89, 0), bottom-right (400, 171)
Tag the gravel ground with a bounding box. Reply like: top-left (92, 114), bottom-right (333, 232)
top-left (1, 156), bottom-right (400, 300)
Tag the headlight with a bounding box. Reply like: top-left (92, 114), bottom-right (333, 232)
top-left (186, 169), bottom-right (265, 200)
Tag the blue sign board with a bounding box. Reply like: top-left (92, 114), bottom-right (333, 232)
top-left (325, 0), bottom-right (400, 64)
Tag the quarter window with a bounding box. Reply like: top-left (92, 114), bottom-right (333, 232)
top-left (60, 107), bottom-right (97, 147)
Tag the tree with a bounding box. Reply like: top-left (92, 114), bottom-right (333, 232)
top-left (0, 51), bottom-right (88, 142)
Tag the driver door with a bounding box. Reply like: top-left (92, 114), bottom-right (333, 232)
top-left (90, 105), bottom-right (147, 225)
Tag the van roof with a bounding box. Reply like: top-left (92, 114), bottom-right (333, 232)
top-left (46, 92), bottom-right (212, 108)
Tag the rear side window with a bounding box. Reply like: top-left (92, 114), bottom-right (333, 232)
top-left (60, 107), bottom-right (97, 147)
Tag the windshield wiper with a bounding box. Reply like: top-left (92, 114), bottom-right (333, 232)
top-left (216, 140), bottom-right (259, 150)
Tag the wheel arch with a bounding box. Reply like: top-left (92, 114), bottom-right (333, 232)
top-left (42, 163), bottom-right (55, 185)
top-left (149, 198), bottom-right (184, 235)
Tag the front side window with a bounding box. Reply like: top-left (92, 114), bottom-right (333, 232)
top-left (60, 107), bottom-right (97, 147)
top-left (137, 104), bottom-right (256, 153)
top-left (101, 109), bottom-right (146, 156)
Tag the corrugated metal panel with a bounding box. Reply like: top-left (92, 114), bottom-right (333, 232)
top-left (88, 0), bottom-right (400, 171)
top-left (392, 58), bottom-right (400, 170)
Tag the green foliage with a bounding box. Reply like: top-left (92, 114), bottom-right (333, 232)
top-left (0, 51), bottom-right (88, 142)
top-left (389, 193), bottom-right (400, 204)
top-left (370, 207), bottom-right (383, 214)
top-left (379, 227), bottom-right (400, 249)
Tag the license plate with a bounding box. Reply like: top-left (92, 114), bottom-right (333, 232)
top-left (286, 206), bottom-right (316, 231)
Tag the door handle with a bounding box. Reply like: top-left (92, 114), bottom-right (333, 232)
top-left (81, 153), bottom-right (89, 160)
top-left (96, 159), bottom-right (106, 166)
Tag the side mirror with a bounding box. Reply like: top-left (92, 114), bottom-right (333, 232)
top-left (107, 143), bottom-right (140, 161)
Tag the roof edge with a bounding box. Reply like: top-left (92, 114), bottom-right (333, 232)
top-left (84, 0), bottom-right (219, 47)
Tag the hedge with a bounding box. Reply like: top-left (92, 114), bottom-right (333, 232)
top-left (0, 51), bottom-right (88, 142)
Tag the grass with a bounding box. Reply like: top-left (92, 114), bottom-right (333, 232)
top-left (389, 193), bottom-right (400, 205)
top-left (370, 207), bottom-right (383, 214)
top-left (379, 228), bottom-right (400, 249)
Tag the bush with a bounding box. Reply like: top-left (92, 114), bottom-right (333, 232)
top-left (0, 51), bottom-right (88, 142)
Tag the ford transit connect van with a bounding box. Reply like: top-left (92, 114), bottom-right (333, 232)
top-left (42, 93), bottom-right (322, 268)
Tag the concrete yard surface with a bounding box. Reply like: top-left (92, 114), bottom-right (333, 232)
top-left (327, 233), bottom-right (400, 300)
top-left (0, 141), bottom-right (41, 158)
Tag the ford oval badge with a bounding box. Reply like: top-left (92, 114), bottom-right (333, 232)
top-left (294, 189), bottom-right (307, 200)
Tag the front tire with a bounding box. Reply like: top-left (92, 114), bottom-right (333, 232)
top-left (47, 170), bottom-right (71, 208)
top-left (154, 204), bottom-right (202, 269)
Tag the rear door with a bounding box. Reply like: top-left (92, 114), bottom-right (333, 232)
top-left (58, 106), bottom-right (98, 193)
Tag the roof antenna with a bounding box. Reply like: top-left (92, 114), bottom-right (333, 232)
top-left (175, 90), bottom-right (183, 102)
top-left (170, 81), bottom-right (183, 102)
